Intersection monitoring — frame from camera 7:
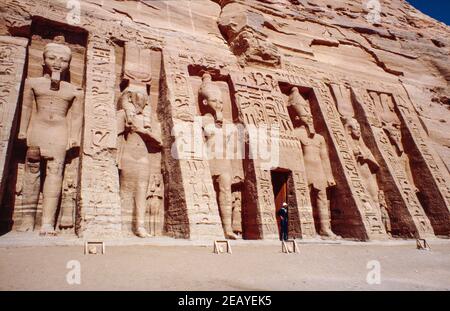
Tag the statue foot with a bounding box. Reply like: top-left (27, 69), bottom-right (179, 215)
top-left (39, 224), bottom-right (57, 236)
top-left (233, 231), bottom-right (242, 238)
top-left (320, 230), bottom-right (339, 240)
top-left (59, 215), bottom-right (74, 229)
top-left (17, 222), bottom-right (34, 232)
top-left (136, 227), bottom-right (151, 238)
top-left (225, 231), bottom-right (238, 240)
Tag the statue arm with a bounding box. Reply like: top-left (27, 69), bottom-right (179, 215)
top-left (142, 124), bottom-right (162, 147)
top-left (360, 141), bottom-right (379, 171)
top-left (320, 136), bottom-right (335, 186)
top-left (68, 88), bottom-right (84, 148)
top-left (117, 110), bottom-right (126, 136)
top-left (18, 78), bottom-right (34, 140)
top-left (202, 114), bottom-right (216, 138)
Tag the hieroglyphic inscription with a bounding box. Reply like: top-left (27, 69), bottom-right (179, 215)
top-left (78, 36), bottom-right (121, 237)
top-left (394, 95), bottom-right (450, 210)
top-left (353, 88), bottom-right (434, 238)
top-left (163, 50), bottom-right (223, 238)
top-left (292, 170), bottom-right (315, 237)
top-left (231, 70), bottom-right (314, 238)
top-left (313, 81), bottom-right (386, 239)
top-left (0, 37), bottom-right (28, 204)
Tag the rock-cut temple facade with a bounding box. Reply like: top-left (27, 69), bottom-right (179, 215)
top-left (0, 0), bottom-right (449, 241)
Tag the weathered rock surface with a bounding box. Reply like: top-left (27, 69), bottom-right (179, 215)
top-left (0, 0), bottom-right (448, 241)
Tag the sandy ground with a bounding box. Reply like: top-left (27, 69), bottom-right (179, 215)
top-left (1, 237), bottom-right (450, 291)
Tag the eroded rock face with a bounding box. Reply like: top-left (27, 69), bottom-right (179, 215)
top-left (0, 0), bottom-right (448, 240)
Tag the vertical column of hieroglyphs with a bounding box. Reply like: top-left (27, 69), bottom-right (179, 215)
top-left (230, 71), bottom-right (277, 239)
top-left (161, 50), bottom-right (223, 238)
top-left (77, 34), bottom-right (121, 237)
top-left (312, 81), bottom-right (387, 240)
top-left (394, 94), bottom-right (450, 236)
top-left (0, 36), bottom-right (28, 205)
top-left (352, 88), bottom-right (435, 238)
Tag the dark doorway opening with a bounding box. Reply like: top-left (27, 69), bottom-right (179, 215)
top-left (271, 170), bottom-right (290, 235)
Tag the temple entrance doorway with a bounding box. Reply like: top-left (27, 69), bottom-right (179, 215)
top-left (271, 170), bottom-right (290, 235)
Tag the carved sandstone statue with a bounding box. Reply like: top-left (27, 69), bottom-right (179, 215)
top-left (231, 189), bottom-right (242, 236)
top-left (371, 92), bottom-right (418, 193)
top-left (344, 117), bottom-right (381, 208)
top-left (147, 173), bottom-right (164, 236)
top-left (117, 84), bottom-right (162, 238)
top-left (288, 87), bottom-right (338, 239)
top-left (199, 73), bottom-right (237, 239)
top-left (343, 117), bottom-right (392, 234)
top-left (17, 41), bottom-right (83, 235)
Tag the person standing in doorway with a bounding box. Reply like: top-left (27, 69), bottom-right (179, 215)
top-left (278, 202), bottom-right (289, 241)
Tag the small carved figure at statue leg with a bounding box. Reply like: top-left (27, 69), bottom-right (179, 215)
top-left (17, 40), bottom-right (82, 236)
top-left (17, 147), bottom-right (41, 232)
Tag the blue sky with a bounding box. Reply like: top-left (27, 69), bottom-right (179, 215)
top-left (407, 1), bottom-right (450, 25)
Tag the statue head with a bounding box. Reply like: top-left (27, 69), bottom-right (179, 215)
top-left (344, 117), bottom-right (361, 140)
top-left (383, 122), bottom-right (404, 154)
top-left (289, 87), bottom-right (315, 133)
top-left (43, 42), bottom-right (72, 76)
top-left (200, 73), bottom-right (224, 124)
top-left (121, 83), bottom-right (149, 113)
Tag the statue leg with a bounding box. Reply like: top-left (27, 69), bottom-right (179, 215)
top-left (316, 188), bottom-right (337, 239)
top-left (40, 157), bottom-right (65, 235)
top-left (18, 147), bottom-right (41, 232)
top-left (216, 174), bottom-right (237, 240)
top-left (135, 178), bottom-right (150, 238)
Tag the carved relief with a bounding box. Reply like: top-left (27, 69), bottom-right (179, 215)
top-left (218, 8), bottom-right (281, 67)
top-left (231, 71), bottom-right (314, 239)
top-left (330, 83), bottom-right (389, 236)
top-left (12, 36), bottom-right (84, 236)
top-left (231, 182), bottom-right (243, 236)
top-left (352, 88), bottom-right (435, 238)
top-left (0, 37), bottom-right (28, 225)
top-left (309, 80), bottom-right (387, 240)
top-left (78, 35), bottom-right (121, 237)
top-left (0, 0), bottom-right (448, 244)
top-left (115, 43), bottom-right (165, 238)
top-left (288, 87), bottom-right (338, 239)
top-left (197, 73), bottom-right (238, 239)
top-left (161, 51), bottom-right (223, 239)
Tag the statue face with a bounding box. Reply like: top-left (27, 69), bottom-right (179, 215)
top-left (206, 96), bottom-right (223, 113)
top-left (347, 119), bottom-right (361, 139)
top-left (44, 49), bottom-right (71, 74)
top-left (299, 110), bottom-right (314, 130)
top-left (204, 91), bottom-right (224, 122)
top-left (384, 122), bottom-right (404, 153)
top-left (129, 90), bottom-right (148, 111)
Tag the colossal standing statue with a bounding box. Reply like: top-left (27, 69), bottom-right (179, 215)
top-left (198, 73), bottom-right (237, 239)
top-left (288, 87), bottom-right (338, 239)
top-left (343, 117), bottom-right (391, 235)
top-left (17, 40), bottom-right (83, 235)
top-left (370, 92), bottom-right (417, 193)
top-left (117, 83), bottom-right (162, 238)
